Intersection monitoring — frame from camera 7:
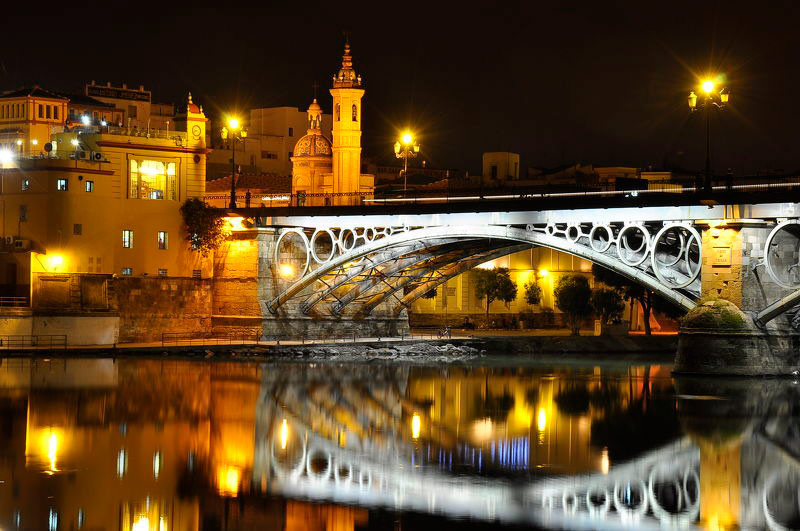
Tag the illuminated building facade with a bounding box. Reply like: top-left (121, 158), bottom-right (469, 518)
top-left (0, 87), bottom-right (69, 156)
top-left (290, 43), bottom-right (374, 205)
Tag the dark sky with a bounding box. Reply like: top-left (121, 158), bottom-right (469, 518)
top-left (2, 2), bottom-right (800, 175)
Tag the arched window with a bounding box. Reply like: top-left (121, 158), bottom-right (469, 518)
top-left (352, 104), bottom-right (358, 122)
top-left (335, 103), bottom-right (340, 121)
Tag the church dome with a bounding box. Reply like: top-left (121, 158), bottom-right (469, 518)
top-left (293, 133), bottom-right (332, 157)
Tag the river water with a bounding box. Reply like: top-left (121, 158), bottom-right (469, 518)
top-left (1, 356), bottom-right (798, 530)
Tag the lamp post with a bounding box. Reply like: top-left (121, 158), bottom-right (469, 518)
top-left (688, 79), bottom-right (729, 194)
top-left (393, 131), bottom-right (420, 193)
top-left (220, 117), bottom-right (248, 209)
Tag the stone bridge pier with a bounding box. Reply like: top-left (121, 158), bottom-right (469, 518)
top-left (676, 218), bottom-right (800, 375)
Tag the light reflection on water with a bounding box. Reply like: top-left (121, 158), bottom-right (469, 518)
top-left (0, 357), bottom-right (798, 529)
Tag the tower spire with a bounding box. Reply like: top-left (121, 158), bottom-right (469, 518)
top-left (332, 41), bottom-right (362, 89)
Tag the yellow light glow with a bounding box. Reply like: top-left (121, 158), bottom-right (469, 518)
top-left (15, 139), bottom-right (22, 146)
top-left (537, 407), bottom-right (547, 432)
top-left (132, 516), bottom-right (150, 531)
top-left (226, 216), bottom-right (246, 231)
top-left (401, 132), bottom-right (413, 145)
top-left (411, 413), bottom-right (421, 439)
top-left (279, 264), bottom-right (295, 278)
top-left (0, 148), bottom-right (14, 165)
top-left (538, 269), bottom-right (549, 277)
top-left (339, 431), bottom-right (347, 447)
top-left (600, 447), bottom-right (610, 474)
top-left (217, 466), bottom-right (241, 497)
top-left (228, 117), bottom-right (240, 130)
top-left (31, 139), bottom-right (38, 146)
top-left (702, 80), bottom-right (715, 94)
top-left (280, 418), bottom-right (288, 450)
top-left (47, 432), bottom-right (58, 472)
top-left (471, 417), bottom-right (494, 442)
top-left (48, 254), bottom-right (64, 270)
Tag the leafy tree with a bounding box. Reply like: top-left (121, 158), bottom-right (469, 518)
top-left (474, 267), bottom-right (518, 321)
top-left (591, 287), bottom-right (625, 325)
top-left (591, 264), bottom-right (686, 335)
top-left (523, 280), bottom-right (542, 306)
top-left (180, 198), bottom-right (229, 257)
top-left (554, 274), bottom-right (592, 335)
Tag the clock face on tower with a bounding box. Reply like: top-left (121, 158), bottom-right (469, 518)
top-left (191, 125), bottom-right (201, 139)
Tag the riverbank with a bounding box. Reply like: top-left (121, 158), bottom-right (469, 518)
top-left (0, 334), bottom-right (678, 363)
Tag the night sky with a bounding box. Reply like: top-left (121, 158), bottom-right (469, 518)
top-left (2, 2), bottom-right (800, 176)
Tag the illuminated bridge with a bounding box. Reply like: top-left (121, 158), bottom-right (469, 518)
top-left (223, 185), bottom-right (800, 349)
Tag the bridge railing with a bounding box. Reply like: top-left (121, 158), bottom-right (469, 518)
top-left (0, 335), bottom-right (67, 350)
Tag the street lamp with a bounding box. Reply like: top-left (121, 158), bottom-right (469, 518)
top-left (220, 117), bottom-right (247, 209)
top-left (393, 131), bottom-right (420, 193)
top-left (688, 78), bottom-right (730, 194)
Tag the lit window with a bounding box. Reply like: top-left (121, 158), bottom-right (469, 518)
top-left (57, 178), bottom-right (68, 191)
top-left (158, 268), bottom-right (167, 276)
top-left (128, 159), bottom-right (177, 200)
top-left (85, 180), bottom-right (94, 192)
top-left (121, 267), bottom-right (132, 276)
top-left (73, 224), bottom-right (82, 235)
top-left (38, 104), bottom-right (43, 118)
top-left (19, 205), bottom-right (27, 222)
top-left (122, 230), bottom-right (133, 248)
top-left (157, 231), bottom-right (168, 250)
top-left (352, 104), bottom-right (358, 121)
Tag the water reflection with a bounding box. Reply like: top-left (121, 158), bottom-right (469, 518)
top-left (0, 357), bottom-right (798, 529)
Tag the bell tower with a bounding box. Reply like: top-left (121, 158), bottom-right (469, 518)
top-left (329, 42), bottom-right (364, 197)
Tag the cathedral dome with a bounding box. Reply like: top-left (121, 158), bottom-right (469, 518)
top-left (293, 133), bottom-right (332, 157)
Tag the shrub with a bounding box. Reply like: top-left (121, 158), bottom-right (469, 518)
top-left (554, 274), bottom-right (592, 335)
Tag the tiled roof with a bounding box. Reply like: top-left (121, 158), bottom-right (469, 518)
top-left (0, 86), bottom-right (67, 100)
top-left (61, 93), bottom-right (116, 108)
top-left (205, 173), bottom-right (291, 194)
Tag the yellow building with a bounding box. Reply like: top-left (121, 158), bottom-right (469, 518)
top-left (291, 43), bottom-right (374, 205)
top-left (0, 87), bottom-right (69, 156)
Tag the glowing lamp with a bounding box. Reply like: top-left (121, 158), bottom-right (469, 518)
top-left (48, 255), bottom-right (64, 270)
top-left (538, 269), bottom-right (549, 277)
top-left (80, 115), bottom-right (91, 126)
top-left (687, 91), bottom-right (697, 110)
top-left (719, 87), bottom-right (730, 104)
top-left (280, 418), bottom-right (288, 450)
top-left (15, 139), bottom-right (22, 146)
top-left (70, 139), bottom-right (80, 147)
top-left (393, 141), bottom-right (401, 154)
top-left (0, 149), bottom-right (14, 165)
top-left (220, 127), bottom-right (228, 140)
top-left (31, 139), bottom-right (38, 146)
top-left (401, 132), bottom-right (413, 145)
top-left (537, 407), bottom-right (547, 432)
top-left (701, 80), bottom-right (715, 94)
top-left (227, 117), bottom-right (240, 130)
top-left (279, 264), bottom-right (295, 278)
top-left (411, 413), bottom-right (421, 439)
top-left (413, 144), bottom-right (420, 153)
top-left (226, 216), bottom-right (246, 231)
top-left (240, 129), bottom-right (247, 139)
top-left (100, 120), bottom-right (107, 126)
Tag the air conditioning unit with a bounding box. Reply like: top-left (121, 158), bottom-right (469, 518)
top-left (90, 151), bottom-right (103, 161)
top-left (13, 239), bottom-right (30, 251)
top-left (77, 151), bottom-right (88, 160)
top-left (4, 236), bottom-right (12, 245)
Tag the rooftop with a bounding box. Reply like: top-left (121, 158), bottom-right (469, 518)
top-left (0, 86), bottom-right (67, 100)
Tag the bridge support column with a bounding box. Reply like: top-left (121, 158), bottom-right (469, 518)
top-left (676, 223), bottom-right (800, 375)
top-left (256, 229), bottom-right (410, 341)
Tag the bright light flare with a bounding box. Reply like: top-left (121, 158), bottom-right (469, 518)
top-left (0, 148), bottom-right (14, 165)
top-left (48, 255), bottom-right (64, 270)
top-left (226, 216), bottom-right (246, 231)
top-left (70, 139), bottom-right (80, 147)
top-left (280, 418), bottom-right (288, 450)
top-left (227, 117), bottom-right (240, 130)
top-left (217, 465), bottom-right (241, 497)
top-left (600, 447), bottom-right (610, 474)
top-left (132, 516), bottom-right (150, 531)
top-left (279, 264), bottom-right (295, 278)
top-left (537, 407), bottom-right (547, 432)
top-left (538, 269), bottom-right (549, 277)
top-left (80, 115), bottom-right (91, 126)
top-left (401, 132), bottom-right (413, 145)
top-left (47, 432), bottom-right (58, 472)
top-left (701, 80), bottom-right (715, 94)
top-left (411, 413), bottom-right (421, 439)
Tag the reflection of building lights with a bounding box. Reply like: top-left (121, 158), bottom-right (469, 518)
top-left (339, 431), bottom-right (347, 447)
top-left (131, 516), bottom-right (149, 531)
top-left (601, 447), bottom-right (609, 474)
top-left (49, 508), bottom-right (58, 531)
top-left (537, 408), bottom-right (547, 431)
top-left (47, 432), bottom-right (58, 472)
top-left (279, 264), bottom-right (295, 278)
top-left (117, 448), bottom-right (128, 478)
top-left (280, 418), bottom-right (288, 450)
top-left (411, 413), bottom-right (421, 439)
top-left (153, 451), bottom-right (162, 479)
top-left (471, 417), bottom-right (494, 442)
top-left (217, 466), bottom-right (241, 497)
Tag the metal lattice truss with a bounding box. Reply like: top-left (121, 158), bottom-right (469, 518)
top-left (266, 220), bottom-right (703, 315)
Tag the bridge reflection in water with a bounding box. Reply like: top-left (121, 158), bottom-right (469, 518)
top-left (0, 358), bottom-right (798, 530)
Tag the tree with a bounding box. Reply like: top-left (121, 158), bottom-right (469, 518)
top-left (591, 263), bottom-right (686, 335)
top-left (180, 198), bottom-right (229, 257)
top-left (474, 267), bottom-right (518, 322)
top-left (554, 274), bottom-right (592, 335)
top-left (591, 287), bottom-right (625, 325)
top-left (523, 280), bottom-right (542, 306)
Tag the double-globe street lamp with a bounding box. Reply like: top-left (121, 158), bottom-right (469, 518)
top-left (394, 131), bottom-right (420, 193)
top-left (688, 79), bottom-right (729, 194)
top-left (220, 117), bottom-right (248, 209)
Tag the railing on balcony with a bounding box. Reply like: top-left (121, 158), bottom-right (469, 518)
top-left (0, 335), bottom-right (67, 350)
